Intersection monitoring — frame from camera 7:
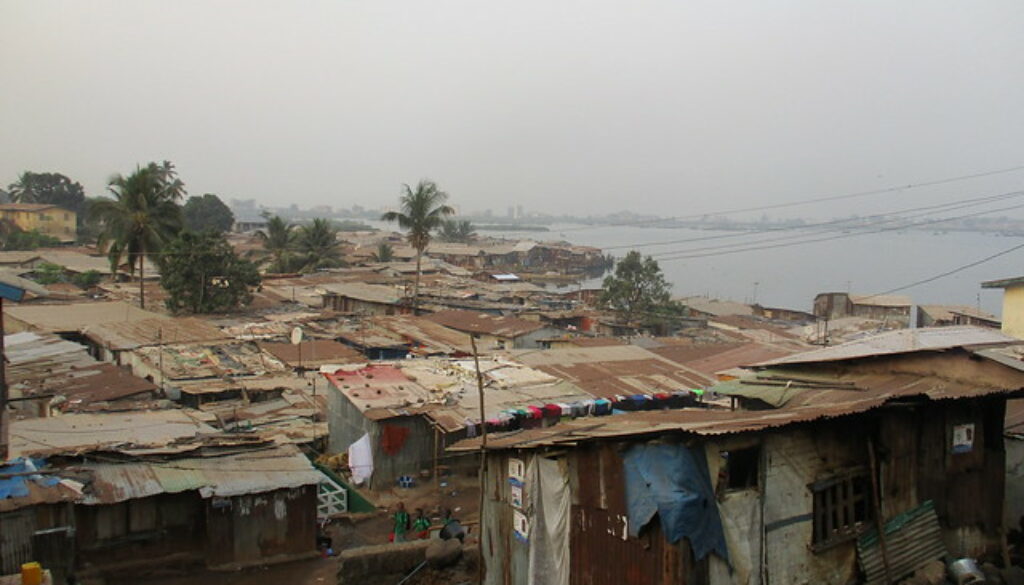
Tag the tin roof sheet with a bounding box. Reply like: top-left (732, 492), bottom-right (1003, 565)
top-left (8, 410), bottom-right (217, 458)
top-left (83, 317), bottom-right (229, 350)
top-left (755, 326), bottom-right (1019, 367)
top-left (260, 339), bottom-right (364, 367)
top-left (424, 309), bottom-right (545, 338)
top-left (4, 301), bottom-right (168, 333)
top-left (80, 445), bottom-right (323, 503)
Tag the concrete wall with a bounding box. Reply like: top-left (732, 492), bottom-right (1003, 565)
top-left (1001, 284), bottom-right (1024, 339)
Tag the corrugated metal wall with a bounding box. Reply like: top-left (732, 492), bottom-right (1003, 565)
top-left (0, 508), bottom-right (35, 574)
top-left (206, 485), bottom-right (316, 567)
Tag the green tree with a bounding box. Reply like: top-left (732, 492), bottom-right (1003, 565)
top-left (160, 231), bottom-right (260, 313)
top-left (7, 172), bottom-right (86, 214)
top-left (91, 161), bottom-right (185, 308)
top-left (438, 219), bottom-right (477, 243)
top-left (253, 215), bottom-right (297, 273)
top-left (32, 262), bottom-right (65, 285)
top-left (370, 242), bottom-right (395, 262)
top-left (71, 270), bottom-right (103, 289)
top-left (183, 193), bottom-right (235, 233)
top-left (2, 229), bottom-right (61, 251)
top-left (599, 251), bottom-right (682, 330)
top-left (380, 180), bottom-right (454, 309)
top-left (295, 218), bottom-right (343, 272)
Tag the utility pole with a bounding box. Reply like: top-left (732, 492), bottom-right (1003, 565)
top-left (470, 335), bottom-right (487, 585)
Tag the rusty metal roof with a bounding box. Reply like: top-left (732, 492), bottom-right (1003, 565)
top-left (754, 326), bottom-right (1019, 367)
top-left (8, 410), bottom-right (217, 458)
top-left (5, 301), bottom-right (169, 333)
top-left (452, 368), bottom-right (1024, 452)
top-left (83, 317), bottom-right (229, 350)
top-left (260, 339), bottom-right (364, 367)
top-left (424, 309), bottom-right (545, 338)
top-left (368, 314), bottom-right (475, 355)
top-left (80, 445), bottom-right (323, 504)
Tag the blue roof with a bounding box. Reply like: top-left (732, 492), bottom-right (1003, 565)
top-left (0, 457), bottom-right (59, 500)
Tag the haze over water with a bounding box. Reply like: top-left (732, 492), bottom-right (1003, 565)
top-left (477, 225), bottom-right (1018, 317)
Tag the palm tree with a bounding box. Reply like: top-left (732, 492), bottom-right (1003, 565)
top-left (254, 215), bottom-right (297, 273)
top-left (91, 162), bottom-right (185, 308)
top-left (438, 219), bottom-right (477, 243)
top-left (380, 180), bottom-right (454, 310)
top-left (370, 242), bottom-right (395, 262)
top-left (7, 172), bottom-right (36, 203)
top-left (295, 218), bottom-right (343, 272)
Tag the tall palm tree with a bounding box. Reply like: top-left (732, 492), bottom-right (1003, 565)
top-left (254, 215), bottom-right (297, 273)
top-left (91, 162), bottom-right (184, 308)
top-left (369, 242), bottom-right (395, 262)
top-left (381, 180), bottom-right (454, 310)
top-left (295, 218), bottom-right (343, 272)
top-left (438, 219), bottom-right (477, 243)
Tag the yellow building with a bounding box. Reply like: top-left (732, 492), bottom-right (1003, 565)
top-left (0, 203), bottom-right (76, 243)
top-left (981, 276), bottom-right (1024, 339)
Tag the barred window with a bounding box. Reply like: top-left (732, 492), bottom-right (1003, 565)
top-left (811, 470), bottom-right (871, 550)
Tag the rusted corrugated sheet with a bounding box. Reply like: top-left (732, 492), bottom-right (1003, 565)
top-left (857, 501), bottom-right (946, 585)
top-left (0, 508), bottom-right (35, 574)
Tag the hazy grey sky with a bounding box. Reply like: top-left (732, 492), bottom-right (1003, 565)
top-left (3, 1), bottom-right (1024, 218)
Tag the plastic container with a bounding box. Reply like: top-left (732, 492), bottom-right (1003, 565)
top-left (21, 561), bottom-right (42, 585)
top-left (948, 558), bottom-right (984, 585)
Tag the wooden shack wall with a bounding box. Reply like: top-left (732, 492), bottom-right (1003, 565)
top-left (205, 485), bottom-right (316, 568)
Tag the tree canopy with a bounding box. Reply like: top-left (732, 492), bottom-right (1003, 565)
top-left (253, 215), bottom-right (297, 273)
top-left (294, 218), bottom-right (344, 272)
top-left (91, 161), bottom-right (185, 308)
top-left (381, 179), bottom-right (455, 309)
top-left (7, 172), bottom-right (87, 214)
top-left (160, 231), bottom-right (261, 314)
top-left (183, 193), bottom-right (234, 233)
top-left (438, 219), bottom-right (477, 243)
top-left (599, 251), bottom-right (683, 330)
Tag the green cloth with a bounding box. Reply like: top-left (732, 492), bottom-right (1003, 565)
top-left (413, 516), bottom-right (431, 532)
top-left (393, 511), bottom-right (410, 535)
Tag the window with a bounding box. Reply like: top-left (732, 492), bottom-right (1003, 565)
top-left (811, 470), bottom-right (872, 550)
top-left (720, 446), bottom-right (760, 490)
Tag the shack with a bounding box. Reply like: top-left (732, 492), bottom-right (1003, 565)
top-left (457, 326), bottom-right (1024, 585)
top-left (424, 309), bottom-right (560, 350)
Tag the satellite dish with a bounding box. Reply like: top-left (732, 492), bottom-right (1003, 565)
top-left (290, 326), bottom-right (304, 345)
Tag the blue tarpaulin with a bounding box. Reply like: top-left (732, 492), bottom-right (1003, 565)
top-left (623, 443), bottom-right (729, 562)
top-left (0, 458), bottom-right (59, 500)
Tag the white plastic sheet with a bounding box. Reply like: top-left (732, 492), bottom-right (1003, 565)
top-left (527, 456), bottom-right (570, 585)
top-left (348, 433), bottom-right (374, 486)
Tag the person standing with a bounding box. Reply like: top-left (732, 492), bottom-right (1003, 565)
top-left (412, 508), bottom-right (431, 539)
top-left (391, 502), bottom-right (411, 542)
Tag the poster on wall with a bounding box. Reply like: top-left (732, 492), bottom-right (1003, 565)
top-left (952, 423), bottom-right (975, 454)
top-left (513, 509), bottom-right (530, 542)
top-left (510, 484), bottom-right (524, 509)
top-left (508, 458), bottom-right (525, 483)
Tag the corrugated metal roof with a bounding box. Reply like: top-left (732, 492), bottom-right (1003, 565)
top-left (424, 309), bottom-right (545, 338)
top-left (754, 326), bottom-right (1019, 367)
top-left (5, 301), bottom-right (168, 333)
top-left (80, 445), bottom-right (323, 504)
top-left (260, 339), bottom-right (364, 367)
top-left (368, 314), bottom-right (475, 355)
top-left (83, 317), bottom-right (228, 350)
top-left (319, 282), bottom-right (403, 304)
top-left (8, 410), bottom-right (217, 458)
top-left (849, 294), bottom-right (913, 307)
top-left (452, 367), bottom-right (1024, 452)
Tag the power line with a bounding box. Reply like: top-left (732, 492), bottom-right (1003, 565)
top-left (602, 190), bottom-right (1024, 252)
top-left (860, 241), bottom-right (1024, 299)
top-left (653, 199), bottom-right (1024, 262)
top-left (556, 163), bottom-right (1024, 232)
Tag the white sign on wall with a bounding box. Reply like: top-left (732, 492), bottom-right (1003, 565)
top-left (952, 423), bottom-right (975, 454)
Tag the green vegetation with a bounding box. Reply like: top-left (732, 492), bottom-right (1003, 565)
top-left (161, 231), bottom-right (260, 314)
top-left (1, 229), bottom-right (62, 251)
top-left (600, 250), bottom-right (685, 331)
top-left (381, 180), bottom-right (455, 309)
top-left (7, 171), bottom-right (86, 215)
top-left (32, 262), bottom-right (65, 285)
top-left (370, 242), bottom-right (395, 262)
top-left (295, 218), bottom-right (344, 272)
top-left (438, 219), bottom-right (477, 243)
top-left (183, 193), bottom-right (235, 233)
top-left (91, 161), bottom-right (186, 308)
top-left (254, 215), bottom-right (298, 273)
top-left (71, 270), bottom-right (102, 289)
